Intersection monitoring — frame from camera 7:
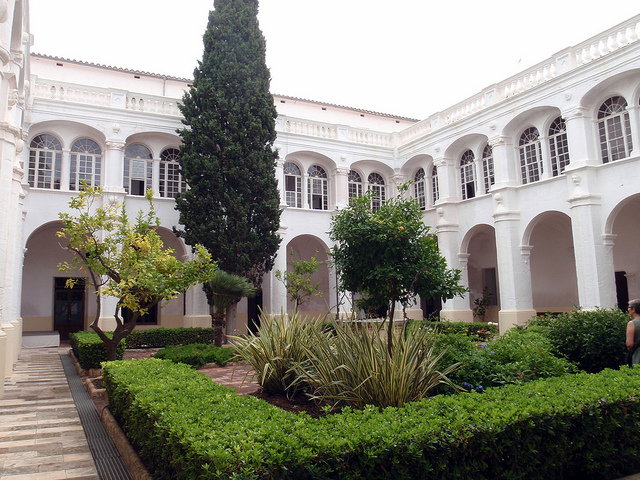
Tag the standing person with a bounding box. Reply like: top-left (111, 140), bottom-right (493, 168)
top-left (625, 299), bottom-right (640, 365)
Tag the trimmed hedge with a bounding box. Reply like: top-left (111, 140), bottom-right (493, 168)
top-left (69, 331), bottom-right (125, 369)
top-left (103, 358), bottom-right (640, 480)
top-left (153, 344), bottom-right (234, 367)
top-left (125, 327), bottom-right (215, 348)
top-left (422, 320), bottom-right (498, 341)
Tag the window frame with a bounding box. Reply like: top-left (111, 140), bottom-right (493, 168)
top-left (307, 164), bottom-right (328, 210)
top-left (70, 138), bottom-right (102, 190)
top-left (124, 144), bottom-right (153, 196)
top-left (159, 147), bottom-right (186, 198)
top-left (518, 127), bottom-right (543, 184)
top-left (598, 96), bottom-right (633, 163)
top-left (367, 173), bottom-right (386, 211)
top-left (460, 150), bottom-right (476, 200)
top-left (283, 162), bottom-right (302, 208)
top-left (28, 134), bottom-right (63, 190)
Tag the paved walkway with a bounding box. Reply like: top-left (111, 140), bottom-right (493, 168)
top-left (0, 345), bottom-right (100, 480)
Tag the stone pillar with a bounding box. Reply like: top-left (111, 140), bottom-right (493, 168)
top-left (538, 134), bottom-right (552, 180)
top-left (103, 140), bottom-right (125, 192)
top-left (433, 156), bottom-right (457, 203)
top-left (626, 104), bottom-right (640, 157)
top-left (492, 190), bottom-right (536, 331)
top-left (151, 157), bottom-right (160, 197)
top-left (334, 167), bottom-right (349, 210)
top-left (489, 136), bottom-right (519, 188)
top-left (436, 206), bottom-right (473, 322)
top-left (567, 171), bottom-right (616, 309)
top-left (60, 148), bottom-right (70, 190)
top-left (562, 106), bottom-right (598, 168)
top-left (268, 238), bottom-right (289, 317)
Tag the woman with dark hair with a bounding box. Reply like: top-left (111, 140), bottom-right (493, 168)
top-left (625, 299), bottom-right (640, 365)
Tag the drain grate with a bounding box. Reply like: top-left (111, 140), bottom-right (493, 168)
top-left (61, 354), bottom-right (134, 480)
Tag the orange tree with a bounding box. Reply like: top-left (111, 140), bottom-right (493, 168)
top-left (329, 185), bottom-right (466, 354)
top-left (57, 186), bottom-right (217, 360)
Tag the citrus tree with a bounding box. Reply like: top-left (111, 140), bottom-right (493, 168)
top-left (329, 185), bottom-right (466, 353)
top-left (57, 186), bottom-right (217, 360)
top-left (275, 249), bottom-right (324, 311)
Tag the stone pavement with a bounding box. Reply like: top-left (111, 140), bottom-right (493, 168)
top-left (0, 345), bottom-right (99, 480)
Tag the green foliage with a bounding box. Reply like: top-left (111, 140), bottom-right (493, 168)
top-left (422, 320), bottom-right (498, 341)
top-left (275, 249), bottom-right (324, 309)
top-left (69, 331), bottom-right (125, 369)
top-left (103, 358), bottom-right (640, 479)
top-left (435, 328), bottom-right (576, 392)
top-left (153, 344), bottom-right (234, 367)
top-left (329, 185), bottom-right (466, 350)
top-left (57, 185), bottom-right (217, 360)
top-left (292, 321), bottom-right (461, 409)
top-left (175, 0), bottom-right (281, 290)
top-left (527, 308), bottom-right (629, 372)
top-left (206, 270), bottom-right (256, 346)
top-left (125, 327), bottom-right (215, 348)
top-left (472, 287), bottom-right (492, 321)
top-left (230, 312), bottom-right (327, 395)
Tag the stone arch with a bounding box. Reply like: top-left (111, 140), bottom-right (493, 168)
top-left (282, 234), bottom-right (332, 317)
top-left (460, 224), bottom-right (499, 322)
top-left (524, 211), bottom-right (579, 312)
top-left (606, 193), bottom-right (640, 304)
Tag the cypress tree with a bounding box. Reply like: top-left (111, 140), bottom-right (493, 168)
top-left (175, 0), bottom-right (281, 293)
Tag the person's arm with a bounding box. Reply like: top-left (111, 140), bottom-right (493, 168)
top-left (626, 320), bottom-right (636, 350)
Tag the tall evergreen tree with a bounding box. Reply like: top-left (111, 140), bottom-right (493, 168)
top-left (175, 0), bottom-right (281, 298)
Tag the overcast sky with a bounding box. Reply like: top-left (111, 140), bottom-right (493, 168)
top-left (29, 1), bottom-right (639, 119)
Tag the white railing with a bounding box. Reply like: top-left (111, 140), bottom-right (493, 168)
top-left (125, 95), bottom-right (181, 116)
top-left (32, 82), bottom-right (111, 106)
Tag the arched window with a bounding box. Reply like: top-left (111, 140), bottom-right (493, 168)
top-left (159, 148), bottom-right (186, 198)
top-left (431, 166), bottom-right (439, 204)
top-left (368, 173), bottom-right (386, 211)
top-left (460, 150), bottom-right (476, 199)
top-left (482, 145), bottom-right (495, 193)
top-left (549, 117), bottom-right (570, 176)
top-left (70, 139), bottom-right (102, 190)
top-left (519, 127), bottom-right (543, 184)
top-left (348, 170), bottom-right (362, 205)
top-left (28, 134), bottom-right (62, 189)
top-left (283, 162), bottom-right (302, 208)
top-left (307, 165), bottom-right (328, 210)
top-left (124, 144), bottom-right (153, 196)
top-left (413, 168), bottom-right (426, 210)
top-left (598, 96), bottom-right (633, 163)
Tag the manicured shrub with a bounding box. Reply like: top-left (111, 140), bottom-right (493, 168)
top-left (125, 327), bottom-right (215, 348)
top-left (69, 331), bottom-right (125, 369)
top-left (435, 328), bottom-right (575, 392)
top-left (527, 308), bottom-right (628, 372)
top-left (153, 343), bottom-right (234, 367)
top-left (293, 321), bottom-right (460, 409)
top-left (103, 358), bottom-right (640, 480)
top-left (423, 320), bottom-right (498, 341)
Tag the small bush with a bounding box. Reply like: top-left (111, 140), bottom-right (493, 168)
top-left (422, 320), bottom-right (498, 341)
top-left (153, 344), bottom-right (234, 367)
top-left (435, 328), bottom-right (575, 391)
top-left (69, 331), bottom-right (125, 369)
top-left (528, 308), bottom-right (628, 372)
top-left (125, 327), bottom-right (215, 348)
top-left (231, 312), bottom-right (327, 395)
top-left (293, 321), bottom-right (461, 409)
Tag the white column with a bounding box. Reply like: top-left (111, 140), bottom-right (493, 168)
top-left (152, 157), bottom-right (160, 197)
top-left (538, 135), bottom-right (552, 180)
top-left (626, 104), bottom-right (640, 157)
top-left (268, 240), bottom-right (289, 317)
top-left (562, 106), bottom-right (598, 168)
top-left (567, 171), bottom-right (617, 309)
top-left (436, 206), bottom-right (473, 322)
top-left (492, 190), bottom-right (536, 331)
top-left (334, 167), bottom-right (348, 210)
top-left (274, 159), bottom-right (287, 207)
top-left (433, 156), bottom-right (457, 202)
top-left (103, 141), bottom-right (125, 192)
top-left (489, 136), bottom-right (519, 188)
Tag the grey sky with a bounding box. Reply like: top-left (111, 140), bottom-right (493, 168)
top-left (29, 1), bottom-right (639, 119)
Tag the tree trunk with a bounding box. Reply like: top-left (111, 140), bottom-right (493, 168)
top-left (211, 304), bottom-right (225, 347)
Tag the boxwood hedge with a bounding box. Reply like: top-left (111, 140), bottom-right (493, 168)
top-left (69, 331), bottom-right (125, 369)
top-left (125, 327), bottom-right (215, 348)
top-left (103, 358), bottom-right (640, 480)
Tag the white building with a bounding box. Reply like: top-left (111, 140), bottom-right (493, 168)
top-left (1, 2), bottom-right (639, 395)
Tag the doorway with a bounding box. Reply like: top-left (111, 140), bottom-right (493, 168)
top-left (54, 277), bottom-right (85, 340)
